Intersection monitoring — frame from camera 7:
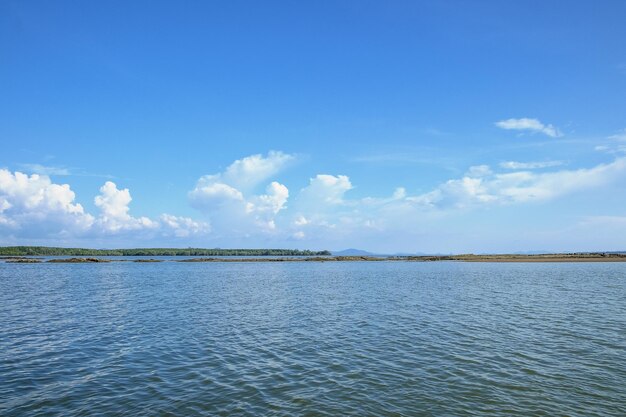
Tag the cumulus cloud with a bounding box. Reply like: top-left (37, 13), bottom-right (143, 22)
top-left (298, 174), bottom-right (352, 205)
top-left (159, 214), bottom-right (210, 237)
top-left (248, 182), bottom-right (289, 215)
top-left (5, 150), bottom-right (626, 249)
top-left (189, 182), bottom-right (244, 209)
top-left (280, 157), bottom-right (626, 249)
top-left (495, 118), bottom-right (563, 138)
top-left (414, 157), bottom-right (626, 209)
top-left (189, 152), bottom-right (295, 234)
top-left (222, 151), bottom-right (294, 190)
top-left (289, 174), bottom-right (393, 240)
top-left (191, 151), bottom-right (294, 198)
top-left (0, 170), bottom-right (208, 241)
top-left (94, 182), bottom-right (210, 237)
top-left (286, 156), bottom-right (626, 241)
top-left (288, 175), bottom-right (354, 232)
top-left (0, 169), bottom-right (94, 236)
top-left (499, 161), bottom-right (564, 170)
top-left (94, 181), bottom-right (157, 233)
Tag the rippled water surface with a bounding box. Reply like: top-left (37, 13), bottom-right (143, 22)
top-left (1, 261), bottom-right (625, 416)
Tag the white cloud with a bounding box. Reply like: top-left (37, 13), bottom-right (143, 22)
top-left (415, 157), bottom-right (626, 209)
top-left (244, 181), bottom-right (290, 231)
top-left (248, 182), bottom-right (289, 215)
top-left (413, 176), bottom-right (496, 209)
top-left (94, 181), bottom-right (157, 233)
top-left (0, 169), bottom-right (94, 236)
top-left (189, 152), bottom-right (296, 234)
top-left (293, 215), bottom-right (310, 226)
top-left (188, 182), bottom-right (244, 209)
top-left (298, 174), bottom-right (352, 205)
top-left (159, 214), bottom-right (210, 238)
top-left (0, 170), bottom-right (209, 242)
top-left (499, 160), bottom-right (564, 170)
top-left (495, 118), bottom-right (563, 138)
top-left (193, 150), bottom-right (294, 193)
top-left (283, 158), bottom-right (626, 248)
top-left (93, 182), bottom-right (209, 238)
top-left (4, 150), bottom-right (626, 250)
top-left (288, 174), bottom-right (354, 235)
top-left (289, 174), bottom-right (396, 240)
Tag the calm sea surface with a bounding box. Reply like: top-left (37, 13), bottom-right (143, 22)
top-left (1, 261), bottom-right (625, 416)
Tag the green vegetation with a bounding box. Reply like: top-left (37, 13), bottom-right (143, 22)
top-left (0, 246), bottom-right (331, 257)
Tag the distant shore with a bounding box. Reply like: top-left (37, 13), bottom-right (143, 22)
top-left (0, 246), bottom-right (331, 257)
top-left (178, 254), bottom-right (626, 263)
top-left (445, 254), bottom-right (626, 262)
top-left (3, 253), bottom-right (626, 263)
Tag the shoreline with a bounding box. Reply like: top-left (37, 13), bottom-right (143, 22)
top-left (4, 254), bottom-right (626, 263)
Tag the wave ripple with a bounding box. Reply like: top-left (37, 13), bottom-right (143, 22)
top-left (1, 261), bottom-right (625, 416)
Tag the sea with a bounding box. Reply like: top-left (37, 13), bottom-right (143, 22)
top-left (1, 260), bottom-right (625, 416)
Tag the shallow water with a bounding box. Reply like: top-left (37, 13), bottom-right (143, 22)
top-left (1, 261), bottom-right (625, 416)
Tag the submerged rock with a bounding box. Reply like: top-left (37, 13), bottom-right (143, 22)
top-left (6, 258), bottom-right (42, 263)
top-left (47, 258), bottom-right (111, 263)
top-left (178, 258), bottom-right (219, 262)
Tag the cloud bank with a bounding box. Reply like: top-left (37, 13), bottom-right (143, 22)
top-left (3, 150), bottom-right (626, 250)
top-left (0, 170), bottom-right (208, 241)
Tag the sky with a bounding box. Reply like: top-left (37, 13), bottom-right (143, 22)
top-left (1, 1), bottom-right (626, 253)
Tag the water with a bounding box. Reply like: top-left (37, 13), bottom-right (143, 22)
top-left (1, 261), bottom-right (625, 416)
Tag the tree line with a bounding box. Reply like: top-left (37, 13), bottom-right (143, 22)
top-left (0, 246), bottom-right (331, 256)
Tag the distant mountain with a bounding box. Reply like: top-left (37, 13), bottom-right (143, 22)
top-left (332, 248), bottom-right (376, 256)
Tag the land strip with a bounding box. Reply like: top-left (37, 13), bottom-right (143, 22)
top-left (4, 253), bottom-right (626, 263)
top-left (0, 246), bottom-right (330, 257)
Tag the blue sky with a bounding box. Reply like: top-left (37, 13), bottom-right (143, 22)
top-left (1, 1), bottom-right (626, 253)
